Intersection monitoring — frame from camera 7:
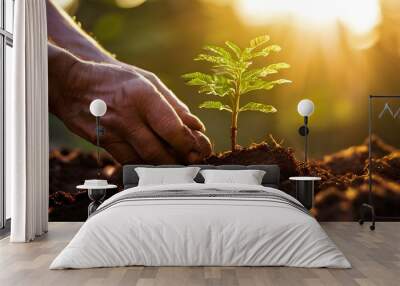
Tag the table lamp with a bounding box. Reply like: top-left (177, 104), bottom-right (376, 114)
top-left (89, 99), bottom-right (107, 177)
top-left (297, 99), bottom-right (315, 163)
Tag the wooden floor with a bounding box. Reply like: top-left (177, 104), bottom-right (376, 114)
top-left (0, 222), bottom-right (399, 286)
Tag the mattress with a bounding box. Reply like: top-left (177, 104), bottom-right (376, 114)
top-left (50, 183), bottom-right (351, 269)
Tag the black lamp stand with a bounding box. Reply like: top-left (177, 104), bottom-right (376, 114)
top-left (87, 116), bottom-right (106, 217)
top-left (95, 116), bottom-right (105, 178)
top-left (298, 116), bottom-right (310, 163)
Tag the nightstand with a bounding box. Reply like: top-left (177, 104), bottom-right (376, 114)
top-left (77, 180), bottom-right (117, 216)
top-left (289, 176), bottom-right (321, 210)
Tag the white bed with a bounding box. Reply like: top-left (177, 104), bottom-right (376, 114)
top-left (50, 183), bottom-right (351, 269)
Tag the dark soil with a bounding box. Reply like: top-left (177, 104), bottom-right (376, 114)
top-left (49, 149), bottom-right (122, 221)
top-left (49, 135), bottom-right (400, 222)
top-left (205, 137), bottom-right (300, 181)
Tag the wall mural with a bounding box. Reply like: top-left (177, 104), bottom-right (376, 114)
top-left (48, 0), bottom-right (400, 222)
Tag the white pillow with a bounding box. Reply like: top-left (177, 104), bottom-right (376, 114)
top-left (200, 169), bottom-right (266, 185)
top-left (135, 167), bottom-right (200, 186)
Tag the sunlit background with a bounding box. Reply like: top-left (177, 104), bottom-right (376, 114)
top-left (50, 0), bottom-right (400, 159)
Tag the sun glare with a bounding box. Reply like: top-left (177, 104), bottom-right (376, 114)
top-left (115, 0), bottom-right (147, 9)
top-left (235, 0), bottom-right (381, 35)
top-left (53, 0), bottom-right (75, 9)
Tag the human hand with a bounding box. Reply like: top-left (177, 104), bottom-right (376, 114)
top-left (125, 64), bottom-right (206, 133)
top-left (50, 59), bottom-right (212, 164)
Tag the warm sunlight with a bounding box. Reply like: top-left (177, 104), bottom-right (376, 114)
top-left (235, 0), bottom-right (381, 35)
top-left (53, 0), bottom-right (75, 9)
top-left (115, 0), bottom-right (146, 9)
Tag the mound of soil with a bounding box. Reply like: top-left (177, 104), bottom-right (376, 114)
top-left (320, 135), bottom-right (396, 176)
top-left (49, 135), bottom-right (400, 222)
top-left (205, 137), bottom-right (300, 180)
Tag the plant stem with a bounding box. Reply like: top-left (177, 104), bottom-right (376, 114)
top-left (230, 67), bottom-right (242, 152)
top-left (230, 91), bottom-right (240, 152)
top-left (231, 110), bottom-right (238, 152)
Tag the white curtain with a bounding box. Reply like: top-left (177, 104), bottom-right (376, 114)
top-left (7, 0), bottom-right (49, 242)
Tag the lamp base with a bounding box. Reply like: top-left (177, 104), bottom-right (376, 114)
top-left (87, 188), bottom-right (107, 216)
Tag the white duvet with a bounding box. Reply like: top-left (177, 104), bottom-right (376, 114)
top-left (50, 183), bottom-right (351, 269)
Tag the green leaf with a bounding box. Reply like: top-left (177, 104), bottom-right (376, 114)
top-left (182, 72), bottom-right (212, 80)
top-left (243, 67), bottom-right (278, 81)
top-left (241, 79), bottom-right (292, 94)
top-left (212, 75), bottom-right (235, 97)
top-left (239, 102), bottom-right (277, 113)
top-left (243, 44), bottom-right (282, 60)
top-left (191, 74), bottom-right (234, 97)
top-left (243, 62), bottom-right (290, 81)
top-left (186, 78), bottom-right (208, 86)
top-left (198, 85), bottom-right (214, 94)
top-left (268, 79), bottom-right (292, 85)
top-left (249, 35), bottom-right (270, 49)
top-left (212, 63), bottom-right (239, 79)
top-left (212, 67), bottom-right (235, 79)
top-left (203, 45), bottom-right (232, 60)
top-left (182, 72), bottom-right (213, 85)
top-left (194, 54), bottom-right (225, 64)
top-left (254, 44), bottom-right (281, 56)
top-left (267, 62), bottom-right (290, 70)
top-left (199, 101), bottom-right (232, 112)
top-left (198, 85), bottom-right (234, 97)
top-left (257, 79), bottom-right (292, 92)
top-left (225, 41), bottom-right (242, 59)
top-left (240, 79), bottom-right (266, 94)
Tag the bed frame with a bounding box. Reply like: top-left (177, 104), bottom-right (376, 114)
top-left (123, 164), bottom-right (280, 190)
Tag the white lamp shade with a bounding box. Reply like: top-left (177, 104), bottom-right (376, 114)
top-left (297, 99), bottom-right (315, 117)
top-left (89, 99), bottom-right (107, 117)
